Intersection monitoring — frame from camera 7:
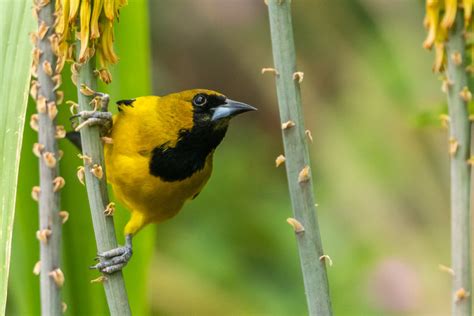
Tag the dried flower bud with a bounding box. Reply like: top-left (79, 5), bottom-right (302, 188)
top-left (101, 137), bottom-right (113, 144)
top-left (43, 152), bottom-right (57, 168)
top-left (90, 275), bottom-right (108, 283)
top-left (78, 154), bottom-right (92, 165)
top-left (47, 102), bottom-right (58, 120)
top-left (36, 95), bottom-right (47, 113)
top-left (33, 143), bottom-right (44, 157)
top-left (293, 71), bottom-right (304, 83)
top-left (55, 125), bottom-right (66, 139)
top-left (30, 80), bottom-right (39, 99)
top-left (104, 202), bottom-right (115, 216)
top-left (48, 33), bottom-right (60, 56)
top-left (261, 67), bottom-right (279, 76)
top-left (33, 261), bottom-right (41, 275)
top-left (38, 21), bottom-right (49, 39)
top-left (98, 68), bottom-right (112, 84)
top-left (31, 186), bottom-right (41, 201)
top-left (286, 217), bottom-right (305, 233)
top-left (42, 60), bottom-right (53, 76)
top-left (53, 176), bottom-right (66, 192)
top-left (80, 84), bottom-right (95, 96)
top-left (56, 90), bottom-right (64, 104)
top-left (55, 55), bottom-right (65, 73)
top-left (48, 268), bottom-right (65, 288)
top-left (319, 255), bottom-right (333, 266)
top-left (451, 51), bottom-right (462, 66)
top-left (455, 288), bottom-right (470, 302)
top-left (460, 86), bottom-right (472, 102)
top-left (439, 114), bottom-right (450, 128)
top-left (76, 166), bottom-right (85, 185)
top-left (282, 120), bottom-right (295, 130)
top-left (438, 264), bottom-right (455, 276)
top-left (36, 229), bottom-right (52, 244)
top-left (298, 165), bottom-right (310, 183)
top-left (91, 164), bottom-right (103, 179)
top-left (449, 138), bottom-right (459, 157)
top-left (52, 74), bottom-right (61, 91)
top-left (30, 114), bottom-right (39, 132)
top-left (58, 211), bottom-right (69, 224)
top-left (67, 100), bottom-right (79, 115)
top-left (29, 31), bottom-right (38, 46)
top-left (275, 154), bottom-right (286, 167)
top-left (32, 48), bottom-right (41, 65)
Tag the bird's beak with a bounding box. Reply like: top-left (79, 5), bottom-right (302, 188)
top-left (211, 99), bottom-right (257, 122)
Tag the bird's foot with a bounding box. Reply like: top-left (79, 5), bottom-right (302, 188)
top-left (70, 91), bottom-right (112, 135)
top-left (71, 110), bottom-right (112, 133)
top-left (90, 235), bottom-right (133, 274)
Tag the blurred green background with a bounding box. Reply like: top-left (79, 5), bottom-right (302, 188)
top-left (6, 0), bottom-right (456, 315)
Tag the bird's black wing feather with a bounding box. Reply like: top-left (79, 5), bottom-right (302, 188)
top-left (66, 131), bottom-right (82, 152)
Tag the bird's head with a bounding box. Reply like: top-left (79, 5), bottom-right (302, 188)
top-left (153, 89), bottom-right (257, 150)
top-left (170, 89), bottom-right (257, 131)
top-left (118, 89), bottom-right (256, 152)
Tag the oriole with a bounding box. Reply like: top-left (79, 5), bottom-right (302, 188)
top-left (70, 89), bottom-right (256, 273)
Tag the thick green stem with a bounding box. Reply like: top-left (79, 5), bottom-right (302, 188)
top-left (266, 1), bottom-right (332, 315)
top-left (36, 2), bottom-right (62, 315)
top-left (76, 57), bottom-right (131, 316)
top-left (445, 14), bottom-right (472, 316)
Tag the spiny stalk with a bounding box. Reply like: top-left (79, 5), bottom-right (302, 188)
top-left (265, 1), bottom-right (332, 315)
top-left (31, 0), bottom-right (66, 314)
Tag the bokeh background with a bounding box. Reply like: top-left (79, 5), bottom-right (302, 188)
top-left (6, 0), bottom-right (457, 315)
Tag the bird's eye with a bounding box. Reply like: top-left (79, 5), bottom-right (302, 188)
top-left (193, 94), bottom-right (208, 106)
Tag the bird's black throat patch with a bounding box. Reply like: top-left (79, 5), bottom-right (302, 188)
top-left (149, 122), bottom-right (228, 182)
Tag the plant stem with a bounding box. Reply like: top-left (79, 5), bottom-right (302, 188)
top-left (76, 56), bottom-right (131, 316)
top-left (36, 2), bottom-right (63, 315)
top-left (445, 14), bottom-right (472, 316)
top-left (266, 1), bottom-right (332, 315)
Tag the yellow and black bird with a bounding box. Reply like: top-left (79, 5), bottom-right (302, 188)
top-left (70, 89), bottom-right (256, 273)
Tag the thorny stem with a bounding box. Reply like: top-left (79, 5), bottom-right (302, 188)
top-left (445, 13), bottom-right (472, 316)
top-left (35, 1), bottom-right (63, 315)
top-left (266, 1), bottom-right (332, 315)
top-left (75, 55), bottom-right (131, 315)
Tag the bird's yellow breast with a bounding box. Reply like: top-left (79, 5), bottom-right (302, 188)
top-left (103, 96), bottom-right (214, 234)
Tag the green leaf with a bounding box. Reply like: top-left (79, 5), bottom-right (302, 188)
top-left (0, 0), bottom-right (34, 314)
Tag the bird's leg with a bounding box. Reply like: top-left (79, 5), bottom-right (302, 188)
top-left (90, 234), bottom-right (133, 274)
top-left (71, 92), bottom-right (112, 136)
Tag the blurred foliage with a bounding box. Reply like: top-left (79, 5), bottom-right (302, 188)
top-left (6, 0), bottom-right (460, 315)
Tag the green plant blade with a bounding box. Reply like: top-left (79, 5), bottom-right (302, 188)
top-left (0, 0), bottom-right (34, 314)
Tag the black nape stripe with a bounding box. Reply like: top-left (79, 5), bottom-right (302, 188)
top-left (149, 126), bottom-right (227, 182)
top-left (117, 99), bottom-right (135, 107)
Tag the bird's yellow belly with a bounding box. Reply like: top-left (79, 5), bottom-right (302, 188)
top-left (105, 146), bottom-right (213, 223)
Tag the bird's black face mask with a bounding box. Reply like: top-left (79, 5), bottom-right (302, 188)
top-left (191, 93), bottom-right (257, 130)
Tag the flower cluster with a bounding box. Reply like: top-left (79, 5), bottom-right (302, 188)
top-left (423, 0), bottom-right (473, 72)
top-left (54, 0), bottom-right (127, 83)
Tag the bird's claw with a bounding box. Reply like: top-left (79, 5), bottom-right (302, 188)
top-left (70, 91), bottom-right (112, 135)
top-left (71, 110), bottom-right (113, 132)
top-left (90, 244), bottom-right (133, 274)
